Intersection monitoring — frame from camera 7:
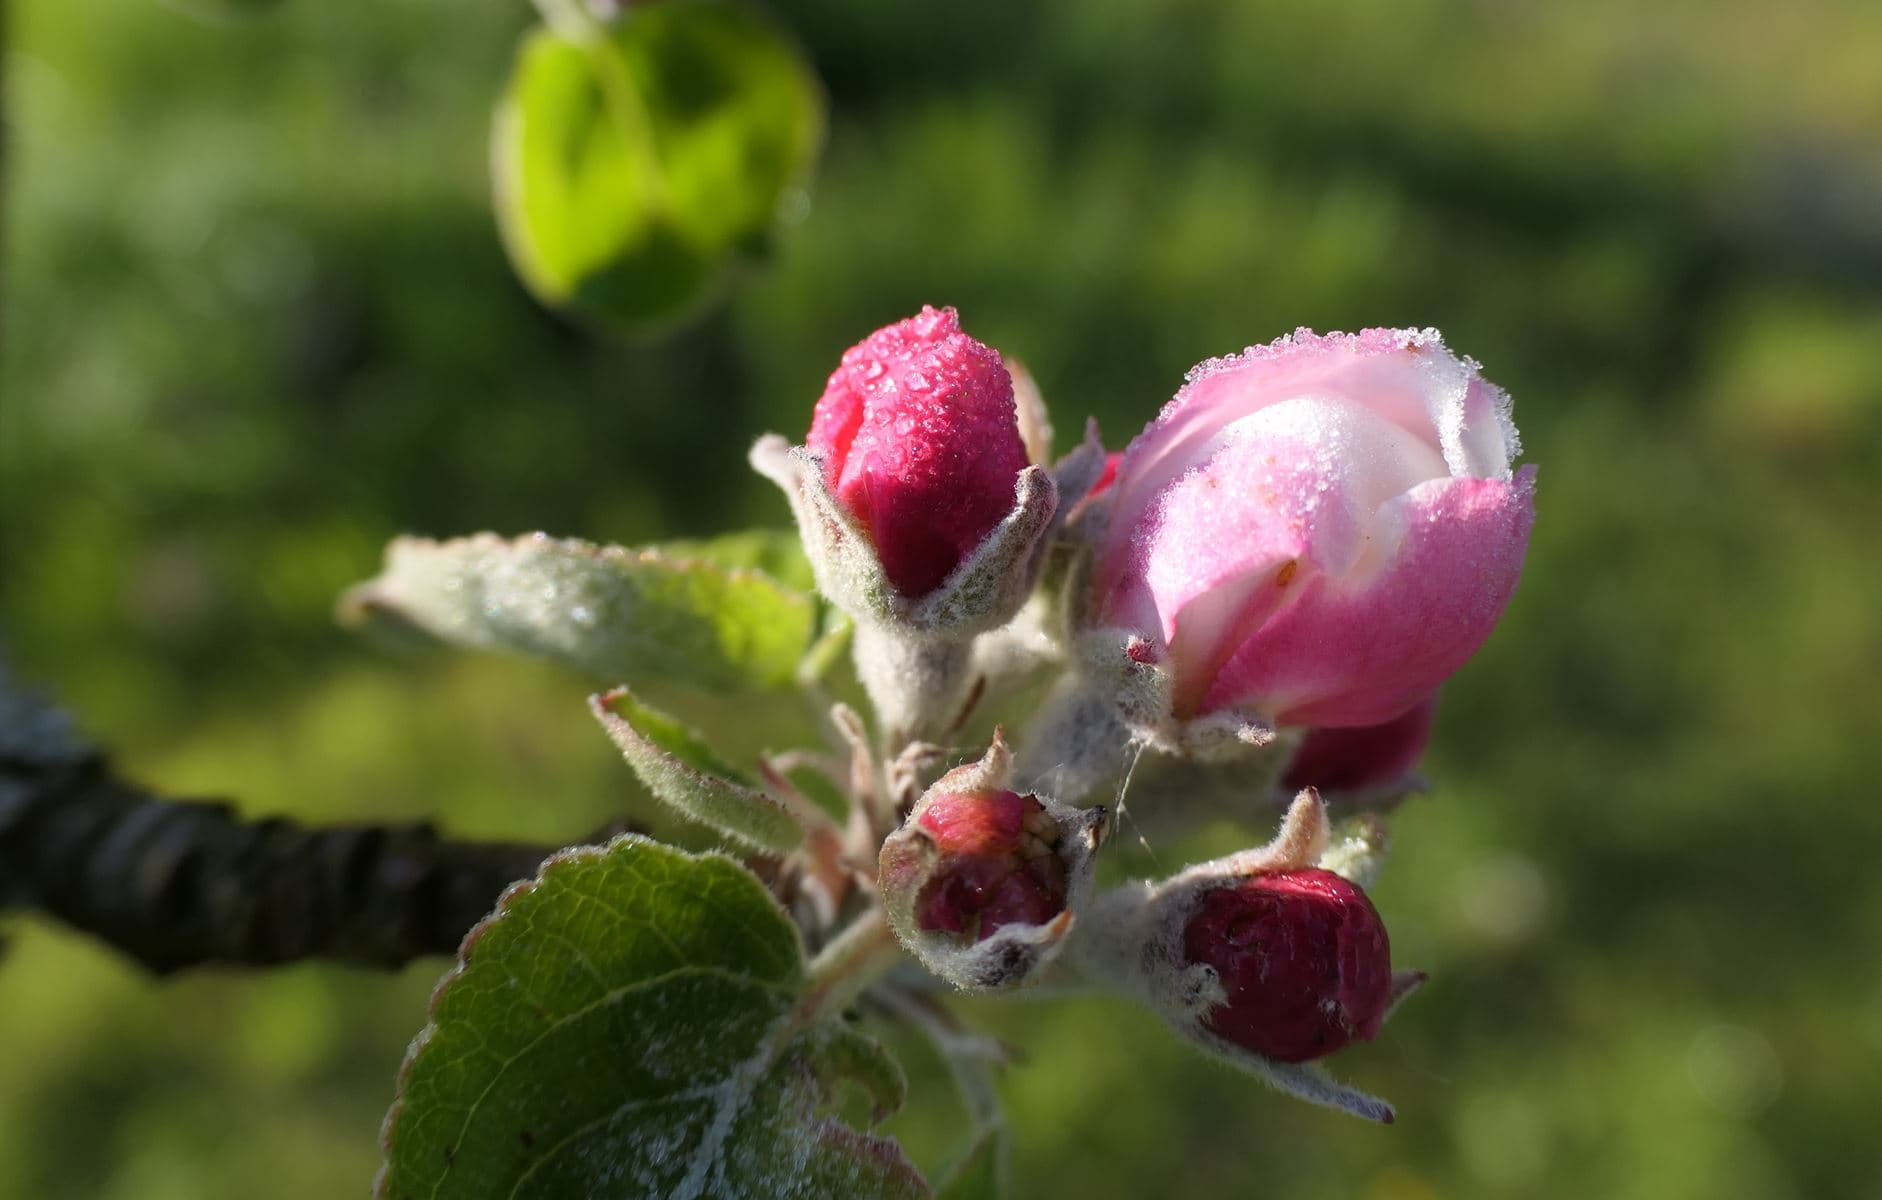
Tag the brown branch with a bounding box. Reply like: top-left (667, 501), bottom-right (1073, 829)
top-left (0, 669), bottom-right (633, 973)
top-left (0, 748), bottom-right (629, 974)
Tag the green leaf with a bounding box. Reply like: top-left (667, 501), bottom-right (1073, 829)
top-left (378, 835), bottom-right (928, 1200)
top-left (339, 533), bottom-right (816, 693)
top-left (658, 528), bottom-right (815, 594)
top-left (803, 1021), bottom-right (910, 1126)
top-left (783, 761), bottom-right (850, 824)
top-left (796, 613), bottom-right (855, 685)
top-left (591, 686), bottom-right (802, 852)
top-left (934, 1128), bottom-right (1008, 1200)
top-left (494, 1), bottom-right (825, 334)
top-left (162, 0), bottom-right (286, 19)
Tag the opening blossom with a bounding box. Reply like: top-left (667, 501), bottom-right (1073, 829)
top-left (1092, 328), bottom-right (1536, 729)
top-left (807, 305), bottom-right (1031, 598)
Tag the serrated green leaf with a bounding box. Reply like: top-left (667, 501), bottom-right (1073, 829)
top-left (591, 686), bottom-right (801, 851)
top-left (494, 1), bottom-right (824, 334)
top-left (378, 835), bottom-right (927, 1200)
top-left (339, 533), bottom-right (816, 693)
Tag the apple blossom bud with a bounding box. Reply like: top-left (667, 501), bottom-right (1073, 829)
top-left (1064, 791), bottom-right (1416, 1120)
top-left (808, 305), bottom-right (1030, 598)
top-left (909, 789), bottom-right (1068, 940)
top-left (879, 733), bottom-right (1107, 991)
top-left (1282, 696), bottom-right (1435, 794)
top-left (752, 308), bottom-right (1059, 741)
top-left (1182, 867), bottom-right (1392, 1063)
top-left (1091, 327), bottom-right (1535, 732)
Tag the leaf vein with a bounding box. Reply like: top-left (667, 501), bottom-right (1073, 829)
top-left (421, 964), bottom-right (794, 1200)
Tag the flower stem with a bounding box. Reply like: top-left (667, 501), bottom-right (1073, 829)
top-left (799, 906), bottom-right (902, 1021)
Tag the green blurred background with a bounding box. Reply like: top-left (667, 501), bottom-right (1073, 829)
top-left (6, 0), bottom-right (1882, 1196)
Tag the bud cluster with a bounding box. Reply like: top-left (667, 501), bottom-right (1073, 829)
top-left (749, 309), bottom-right (1534, 1121)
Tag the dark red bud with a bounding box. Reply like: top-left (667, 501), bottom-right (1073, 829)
top-left (1282, 697), bottom-right (1435, 794)
top-left (913, 790), bottom-right (1066, 941)
top-left (1182, 868), bottom-right (1392, 1063)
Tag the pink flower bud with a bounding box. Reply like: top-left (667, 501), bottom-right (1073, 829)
top-left (1182, 867), bottom-right (1392, 1063)
top-left (910, 789), bottom-right (1067, 941)
top-left (807, 306), bottom-right (1030, 598)
top-left (1282, 695), bottom-right (1436, 794)
top-left (1093, 328), bottom-right (1535, 728)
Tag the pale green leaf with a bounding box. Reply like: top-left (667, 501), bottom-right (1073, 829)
top-left (590, 686), bottom-right (801, 851)
top-left (494, 1), bottom-right (825, 334)
top-left (339, 533), bottom-right (816, 693)
top-left (377, 835), bottom-right (927, 1200)
top-left (658, 528), bottom-right (815, 594)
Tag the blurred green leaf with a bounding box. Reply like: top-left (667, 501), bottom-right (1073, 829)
top-left (784, 760), bottom-right (850, 823)
top-left (493, 1), bottom-right (825, 335)
top-left (934, 1128), bottom-right (1007, 1200)
top-left (658, 527), bottom-right (816, 593)
top-left (377, 835), bottom-right (926, 1199)
top-left (159, 0), bottom-right (288, 22)
top-left (804, 1014), bottom-right (912, 1125)
top-left (339, 533), bottom-right (817, 693)
top-left (590, 685), bottom-right (801, 851)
